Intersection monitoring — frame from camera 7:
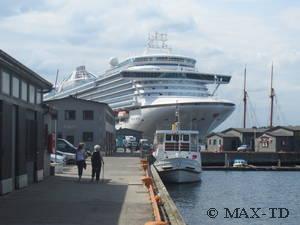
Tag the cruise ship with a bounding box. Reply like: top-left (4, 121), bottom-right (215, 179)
top-left (45, 33), bottom-right (235, 141)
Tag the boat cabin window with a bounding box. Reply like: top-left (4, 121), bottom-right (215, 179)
top-left (166, 134), bottom-right (172, 141)
top-left (182, 135), bottom-right (189, 141)
top-left (156, 134), bottom-right (164, 144)
top-left (173, 134), bottom-right (179, 141)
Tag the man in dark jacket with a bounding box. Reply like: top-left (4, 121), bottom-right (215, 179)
top-left (91, 145), bottom-right (104, 182)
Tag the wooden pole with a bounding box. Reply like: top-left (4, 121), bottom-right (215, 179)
top-left (243, 66), bottom-right (247, 128)
top-left (270, 63), bottom-right (275, 128)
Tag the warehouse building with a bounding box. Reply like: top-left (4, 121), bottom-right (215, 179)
top-left (45, 96), bottom-right (116, 154)
top-left (0, 50), bottom-right (52, 195)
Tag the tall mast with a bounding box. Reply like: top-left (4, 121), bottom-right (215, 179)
top-left (270, 63), bottom-right (275, 127)
top-left (243, 65), bottom-right (247, 128)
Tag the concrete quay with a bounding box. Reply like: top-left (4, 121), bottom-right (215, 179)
top-left (0, 153), bottom-right (152, 225)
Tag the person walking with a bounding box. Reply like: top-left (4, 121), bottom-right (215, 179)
top-left (76, 143), bottom-right (86, 182)
top-left (91, 145), bottom-right (104, 183)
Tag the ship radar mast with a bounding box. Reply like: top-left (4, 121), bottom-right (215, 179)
top-left (145, 32), bottom-right (172, 54)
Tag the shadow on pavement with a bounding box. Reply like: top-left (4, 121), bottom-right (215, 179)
top-left (0, 175), bottom-right (127, 225)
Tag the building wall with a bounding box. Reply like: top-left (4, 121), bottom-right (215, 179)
top-left (223, 138), bottom-right (240, 151)
top-left (294, 134), bottom-right (300, 152)
top-left (0, 61), bottom-right (50, 195)
top-left (207, 135), bottom-right (240, 151)
top-left (256, 134), bottom-right (276, 152)
top-left (207, 136), bottom-right (223, 152)
top-left (47, 98), bottom-right (115, 153)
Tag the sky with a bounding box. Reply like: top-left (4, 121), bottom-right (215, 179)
top-left (1, 0), bottom-right (300, 130)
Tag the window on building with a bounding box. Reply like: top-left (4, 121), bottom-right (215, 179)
top-left (36, 89), bottom-right (42, 104)
top-left (213, 139), bottom-right (217, 145)
top-left (12, 76), bottom-right (20, 98)
top-left (29, 84), bottom-right (35, 104)
top-left (2, 71), bottom-right (10, 95)
top-left (83, 110), bottom-right (94, 120)
top-left (21, 80), bottom-right (28, 101)
top-left (219, 139), bottom-right (222, 145)
top-left (66, 135), bottom-right (75, 145)
top-left (82, 132), bottom-right (93, 142)
top-left (65, 110), bottom-right (76, 120)
top-left (209, 139), bottom-right (211, 145)
top-left (262, 141), bottom-right (269, 148)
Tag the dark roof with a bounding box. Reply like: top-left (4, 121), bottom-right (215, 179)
top-left (282, 126), bottom-right (300, 131)
top-left (207, 132), bottom-right (238, 138)
top-left (264, 131), bottom-right (293, 137)
top-left (222, 127), bottom-right (269, 134)
top-left (267, 125), bottom-right (300, 132)
top-left (0, 49), bottom-right (52, 89)
top-left (45, 96), bottom-right (114, 114)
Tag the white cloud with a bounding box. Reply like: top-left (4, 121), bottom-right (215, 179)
top-left (0, 0), bottom-right (300, 128)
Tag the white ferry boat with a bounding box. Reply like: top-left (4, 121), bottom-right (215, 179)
top-left (44, 33), bottom-right (235, 140)
top-left (153, 129), bottom-right (201, 183)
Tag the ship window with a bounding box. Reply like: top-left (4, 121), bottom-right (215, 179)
top-left (166, 134), bottom-right (172, 141)
top-left (156, 134), bottom-right (164, 144)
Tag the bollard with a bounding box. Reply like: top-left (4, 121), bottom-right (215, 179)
top-left (142, 163), bottom-right (148, 171)
top-left (141, 176), bottom-right (153, 188)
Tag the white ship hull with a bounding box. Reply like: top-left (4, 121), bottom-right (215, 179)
top-left (117, 101), bottom-right (234, 140)
top-left (154, 158), bottom-right (201, 183)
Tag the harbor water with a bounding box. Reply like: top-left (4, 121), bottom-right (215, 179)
top-left (166, 171), bottom-right (300, 225)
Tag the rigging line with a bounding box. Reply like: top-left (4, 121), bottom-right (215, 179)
top-left (247, 94), bottom-right (260, 127)
top-left (275, 95), bottom-right (287, 125)
top-left (235, 95), bottom-right (244, 127)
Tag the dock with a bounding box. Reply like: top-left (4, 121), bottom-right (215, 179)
top-left (203, 165), bottom-right (300, 171)
top-left (0, 154), bottom-right (153, 225)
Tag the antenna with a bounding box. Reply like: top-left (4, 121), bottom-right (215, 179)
top-left (243, 65), bottom-right (247, 128)
top-left (270, 62), bottom-right (275, 128)
top-left (146, 32), bottom-right (171, 53)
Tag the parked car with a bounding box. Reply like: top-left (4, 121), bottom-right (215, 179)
top-left (233, 159), bottom-right (248, 168)
top-left (50, 153), bottom-right (66, 164)
top-left (56, 151), bottom-right (76, 164)
top-left (237, 144), bottom-right (250, 152)
top-left (56, 138), bottom-right (77, 163)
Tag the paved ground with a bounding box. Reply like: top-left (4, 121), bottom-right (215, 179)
top-left (0, 153), bottom-right (153, 225)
